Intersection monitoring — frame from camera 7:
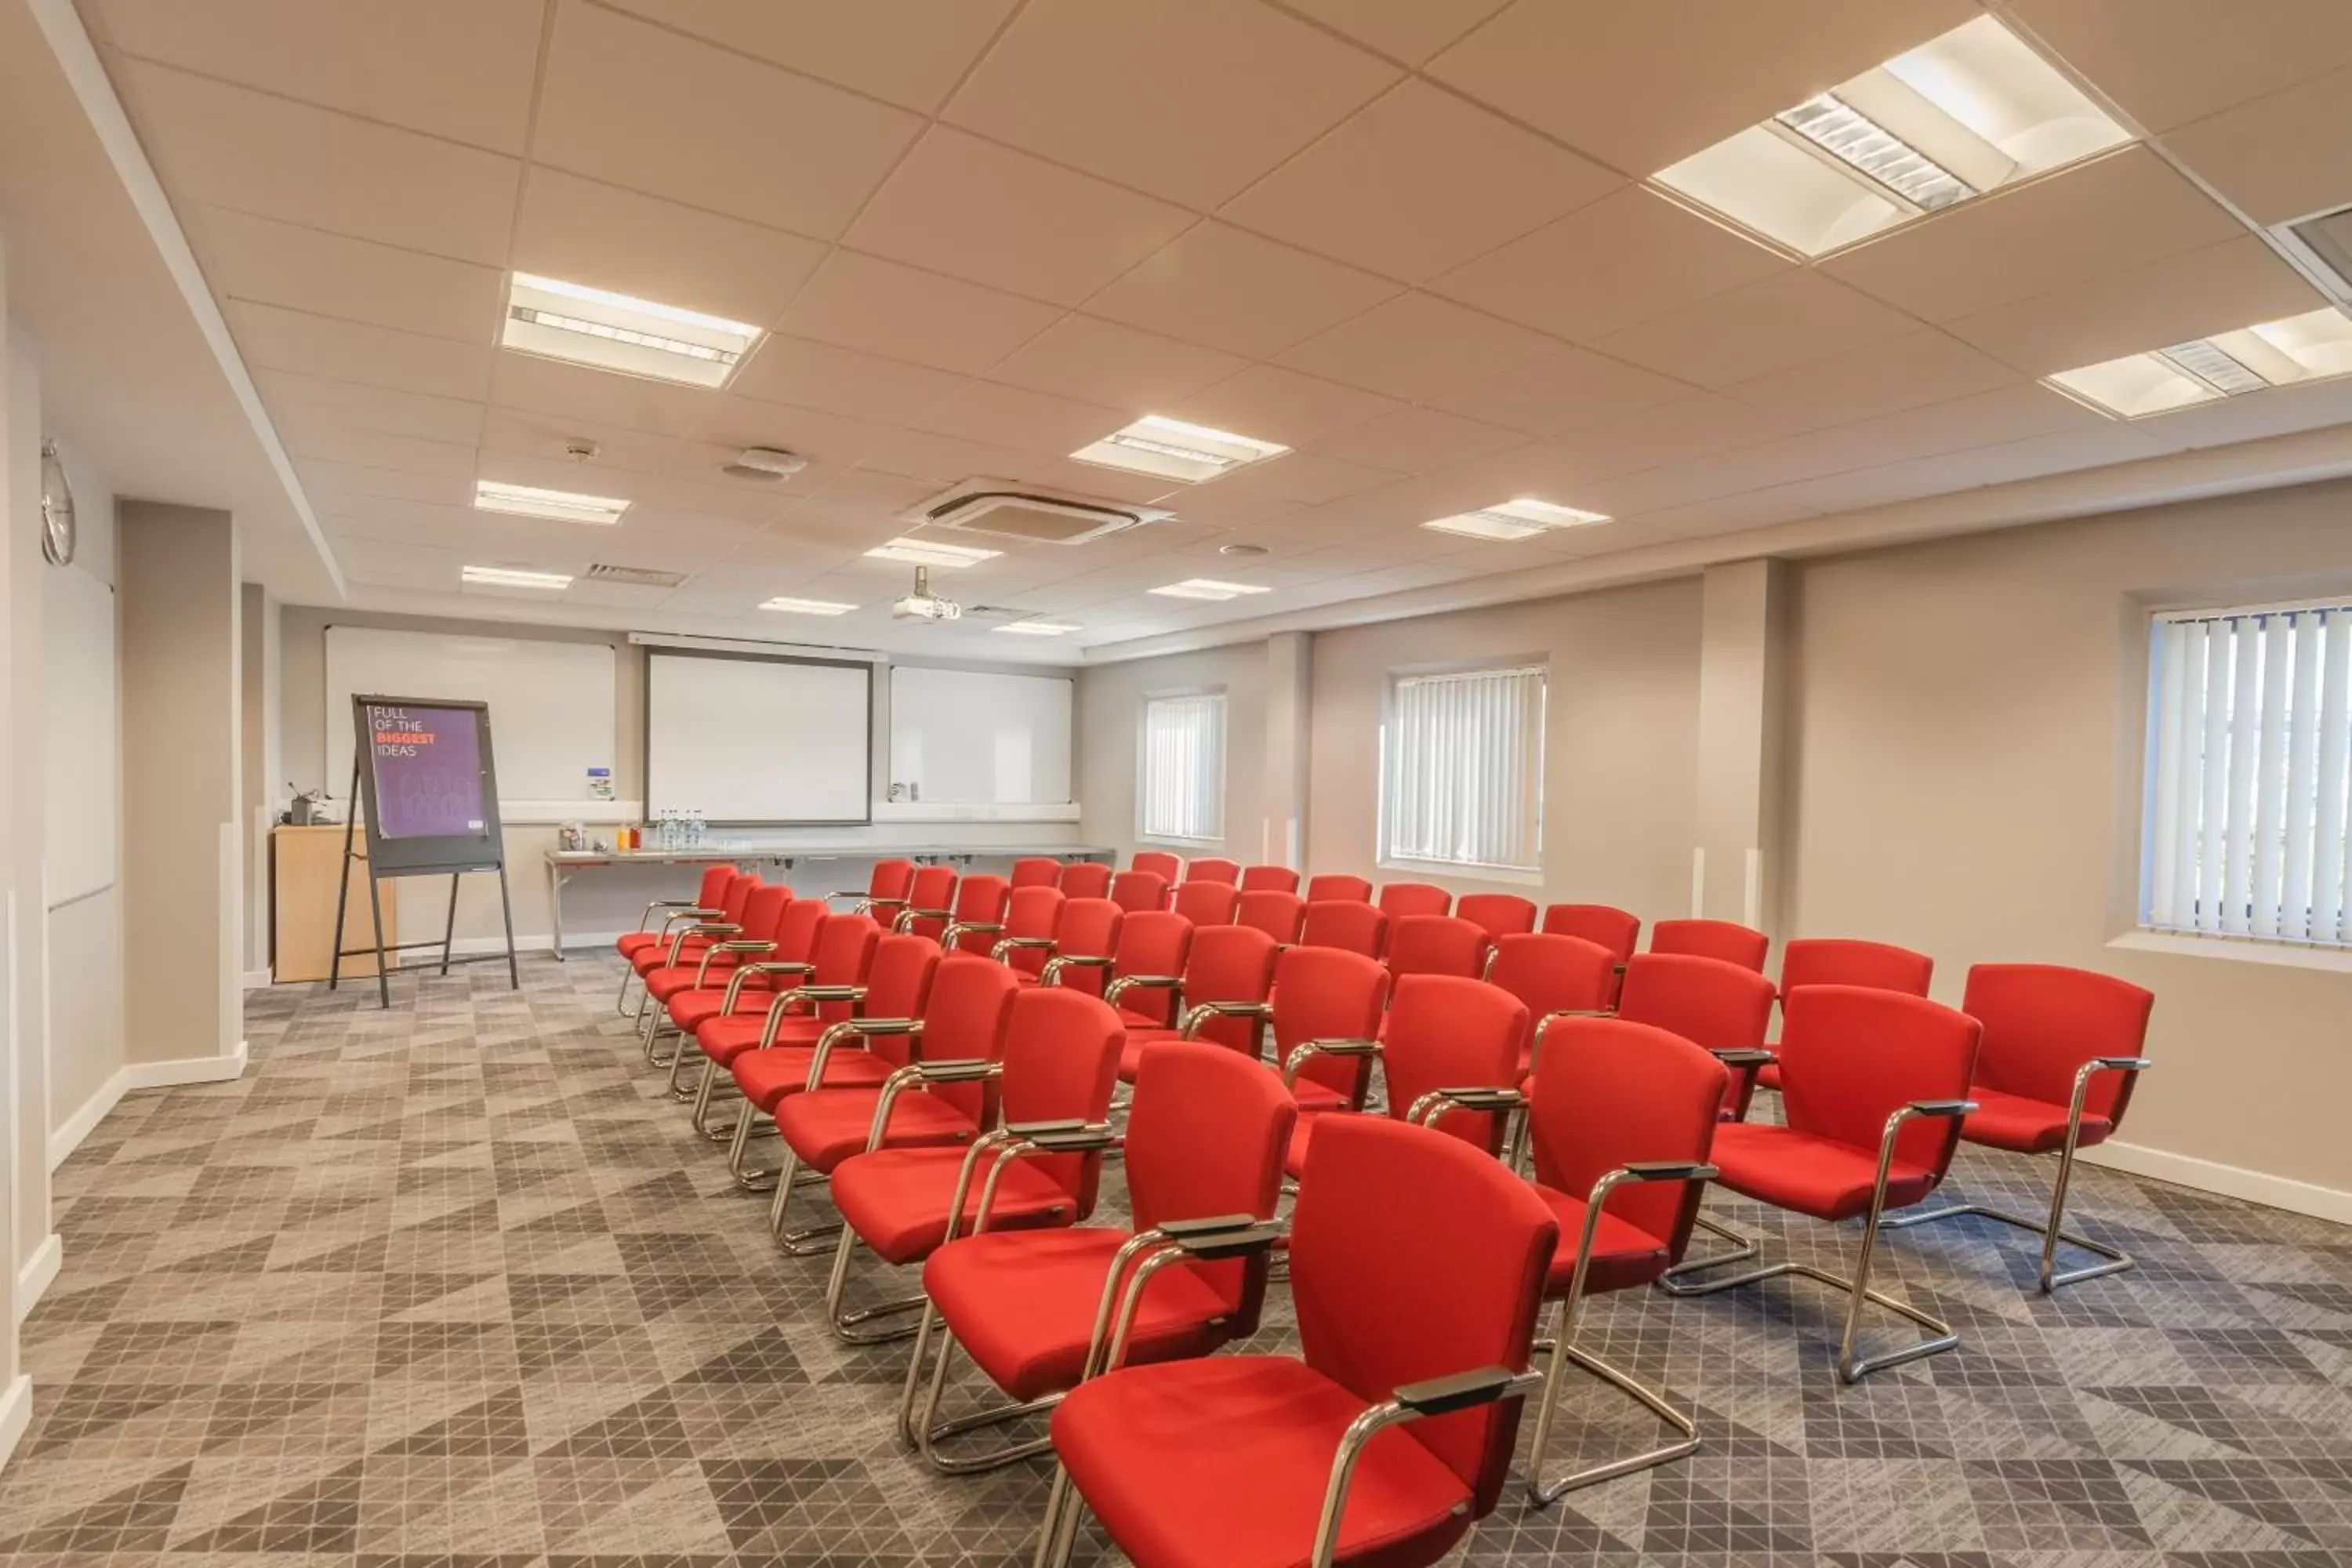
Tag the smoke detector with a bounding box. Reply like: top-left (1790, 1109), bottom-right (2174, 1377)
top-left (907, 477), bottom-right (1171, 546)
top-left (891, 566), bottom-right (962, 622)
top-left (722, 446), bottom-right (808, 481)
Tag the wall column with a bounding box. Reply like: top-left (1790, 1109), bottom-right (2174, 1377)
top-left (1693, 559), bottom-right (1791, 931)
top-left (1261, 632), bottom-right (1311, 869)
top-left (0, 241), bottom-right (30, 1462)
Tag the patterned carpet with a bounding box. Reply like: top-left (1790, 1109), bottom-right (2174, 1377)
top-left (2, 953), bottom-right (2350, 1567)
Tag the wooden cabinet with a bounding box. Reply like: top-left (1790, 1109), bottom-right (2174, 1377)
top-left (272, 825), bottom-right (397, 982)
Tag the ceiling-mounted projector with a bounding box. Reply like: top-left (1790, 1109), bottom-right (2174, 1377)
top-left (891, 566), bottom-right (961, 622)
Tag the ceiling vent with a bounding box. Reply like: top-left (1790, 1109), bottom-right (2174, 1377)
top-left (963, 604), bottom-right (1038, 622)
top-left (2277, 204), bottom-right (2352, 303)
top-left (906, 478), bottom-right (1173, 547)
top-left (583, 563), bottom-right (688, 589)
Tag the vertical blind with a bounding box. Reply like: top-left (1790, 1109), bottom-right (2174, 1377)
top-left (2145, 604), bottom-right (2352, 944)
top-left (1382, 665), bottom-right (1546, 873)
top-left (1140, 691), bottom-right (1225, 841)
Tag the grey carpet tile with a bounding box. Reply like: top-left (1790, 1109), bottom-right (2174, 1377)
top-left (6, 953), bottom-right (2351, 1568)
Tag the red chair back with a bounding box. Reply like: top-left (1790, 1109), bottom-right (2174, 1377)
top-left (998, 886), bottom-right (1065, 979)
top-left (1131, 850), bottom-right (1183, 884)
top-left (998, 989), bottom-right (1124, 1218)
top-left (1298, 898), bottom-right (1386, 958)
top-left (1489, 933), bottom-right (1617, 1072)
top-left (914, 956), bottom-right (1022, 1125)
top-left (1290, 1118), bottom-right (1555, 1521)
top-left (1108, 911), bottom-right (1193, 1026)
top-left (860, 933), bottom-right (941, 1025)
top-left (1177, 925), bottom-right (1280, 1057)
top-left (1236, 888), bottom-right (1306, 944)
top-left (1272, 946), bottom-right (1390, 1108)
top-left (1619, 953), bottom-right (1777, 1117)
top-left (694, 865), bottom-right (737, 908)
top-left (1127, 1043), bottom-right (1297, 1329)
top-left (1171, 880), bottom-right (1240, 925)
top-left (737, 883), bottom-right (793, 944)
top-left (1651, 917), bottom-right (1769, 971)
top-left (771, 897), bottom-right (827, 965)
top-left (1239, 864), bottom-right (1299, 893)
top-left (1529, 1018), bottom-right (1726, 1265)
top-left (1779, 986), bottom-right (1980, 1176)
top-left (1541, 903), bottom-right (1641, 961)
top-left (1304, 873), bottom-right (1373, 903)
top-left (1377, 882), bottom-right (1451, 919)
top-left (1109, 869), bottom-right (1169, 914)
top-left (866, 858), bottom-right (916, 920)
top-left (1048, 898), bottom-right (1124, 997)
top-left (1455, 893), bottom-right (1537, 938)
top-left (946, 874), bottom-right (1010, 954)
top-left (718, 874), bottom-right (760, 923)
top-left (804, 915), bottom-right (884, 1022)
top-left (1384, 914), bottom-right (1491, 980)
top-left (1383, 975), bottom-right (1527, 1154)
top-left (1010, 857), bottom-right (1062, 889)
top-left (898, 866), bottom-right (960, 939)
top-left (1780, 938), bottom-right (1933, 1000)
top-left (1185, 856), bottom-right (1241, 886)
top-left (1961, 964), bottom-right (2153, 1124)
top-left (1058, 862), bottom-right (1112, 899)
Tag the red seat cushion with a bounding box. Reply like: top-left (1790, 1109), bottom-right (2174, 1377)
top-left (731, 1046), bottom-right (892, 1114)
top-left (831, 1147), bottom-right (1082, 1265)
top-left (696, 1014), bottom-right (825, 1070)
top-left (1527, 1185), bottom-right (1672, 1295)
top-left (1959, 1086), bottom-right (2111, 1156)
top-left (775, 1087), bottom-right (980, 1172)
top-left (1116, 1005), bottom-right (1171, 1034)
top-left (645, 956), bottom-right (742, 1001)
top-left (1053, 1354), bottom-right (1475, 1568)
top-left (1288, 1078), bottom-right (1351, 1115)
top-left (667, 983), bottom-right (768, 1035)
top-left (1754, 1059), bottom-right (1782, 1091)
top-left (1116, 1029), bottom-right (1180, 1083)
top-left (634, 939), bottom-right (713, 976)
top-left (923, 1229), bottom-right (1234, 1403)
top-left (616, 931), bottom-right (662, 958)
top-left (1708, 1121), bottom-right (1939, 1221)
top-left (1282, 1111), bottom-right (1351, 1181)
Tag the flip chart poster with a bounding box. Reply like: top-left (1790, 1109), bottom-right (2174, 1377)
top-left (364, 702), bottom-right (486, 839)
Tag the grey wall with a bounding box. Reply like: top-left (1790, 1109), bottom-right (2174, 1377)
top-left (1076, 641), bottom-right (1269, 866)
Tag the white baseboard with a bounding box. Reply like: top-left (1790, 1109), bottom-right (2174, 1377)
top-left (0, 1374), bottom-right (29, 1475)
top-left (443, 931), bottom-right (621, 957)
top-left (241, 967), bottom-right (272, 989)
top-left (2079, 1139), bottom-right (2352, 1225)
top-left (49, 1071), bottom-right (129, 1171)
top-left (122, 1037), bottom-right (249, 1091)
top-left (15, 1234), bottom-right (61, 1323)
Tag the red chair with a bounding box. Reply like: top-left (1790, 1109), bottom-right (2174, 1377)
top-left (1109, 869), bottom-right (1170, 915)
top-left (1617, 953), bottom-right (1778, 1119)
top-left (891, 866), bottom-right (960, 940)
top-left (1283, 975), bottom-right (1526, 1181)
top-left (1298, 897), bottom-right (1387, 959)
top-left (1755, 938), bottom-right (1935, 1093)
top-left (833, 858), bottom-right (916, 925)
top-left (1488, 932), bottom-right (1618, 1082)
top-left (1384, 914), bottom-right (1492, 982)
top-left (1378, 881), bottom-right (1452, 919)
top-left (652, 893), bottom-right (825, 1076)
top-left (1304, 873), bottom-right (1372, 903)
top-left (1515, 1018), bottom-right (1726, 1503)
top-left (1131, 850), bottom-right (1183, 884)
top-left (720, 932), bottom-right (943, 1180)
top-left (633, 879), bottom-right (782, 1056)
top-left (682, 914), bottom-right (885, 1135)
top-left (1456, 892), bottom-right (1537, 938)
top-left (1885, 964), bottom-right (2153, 1293)
top-left (1236, 888), bottom-right (1306, 945)
top-left (1185, 856), bottom-right (1241, 886)
top-left (1058, 861), bottom-right (1112, 899)
top-left (1661, 985), bottom-right (1980, 1382)
top-left (989, 886), bottom-right (1065, 981)
top-left (938, 873), bottom-right (1011, 956)
top-left (765, 956), bottom-right (1022, 1251)
top-left (630, 871), bottom-right (757, 985)
top-left (1651, 917), bottom-right (1769, 971)
top-left (1116, 924), bottom-right (1282, 1080)
top-left (1240, 864), bottom-right (1299, 893)
top-left (1033, 1116), bottom-right (1554, 1568)
top-left (822, 987), bottom-right (1124, 1341)
top-left (1170, 880), bottom-right (1240, 926)
top-left (1060, 910), bottom-right (1191, 1029)
top-left (1262, 946), bottom-right (1390, 1117)
top-left (903, 1041), bottom-right (1297, 1472)
top-left (1541, 903), bottom-right (1640, 961)
top-left (615, 864), bottom-right (738, 1011)
top-left (1020, 898), bottom-right (1123, 998)
top-left (644, 885), bottom-right (803, 1067)
top-left (1011, 857), bottom-right (1062, 889)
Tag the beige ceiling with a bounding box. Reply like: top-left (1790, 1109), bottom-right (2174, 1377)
top-left (63, 0), bottom-right (2352, 659)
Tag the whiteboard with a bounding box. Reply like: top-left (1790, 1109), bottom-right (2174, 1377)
top-left (646, 650), bottom-right (869, 824)
top-left (44, 562), bottom-right (118, 906)
top-left (327, 626), bottom-right (617, 807)
top-left (890, 666), bottom-right (1072, 805)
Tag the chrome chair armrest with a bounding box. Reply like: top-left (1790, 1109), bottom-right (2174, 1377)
top-left (1088, 1214), bottom-right (1287, 1379)
top-left (639, 900), bottom-right (717, 934)
top-left (893, 906), bottom-right (954, 934)
top-left (1405, 1084), bottom-right (1526, 1125)
top-left (1282, 1036), bottom-right (1381, 1087)
top-left (720, 960), bottom-right (806, 1012)
top-left (989, 935), bottom-right (1056, 963)
top-left (964, 1123), bottom-right (1116, 1244)
top-left (694, 938), bottom-right (774, 985)
top-left (1177, 999), bottom-right (1272, 1039)
top-left (664, 920), bottom-right (742, 963)
top-left (915, 1057), bottom-right (1001, 1084)
top-left (1040, 953), bottom-right (1114, 986)
top-left (1306, 1370), bottom-right (1544, 1568)
top-left (941, 919), bottom-right (1003, 950)
top-left (799, 1016), bottom-right (920, 1091)
top-left (1103, 973), bottom-right (1181, 1007)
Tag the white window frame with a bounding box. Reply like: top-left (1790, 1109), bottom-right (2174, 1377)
top-left (1377, 660), bottom-right (1547, 885)
top-left (1137, 687), bottom-right (1227, 846)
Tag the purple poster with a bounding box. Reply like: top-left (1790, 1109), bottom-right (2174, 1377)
top-left (364, 703), bottom-right (487, 839)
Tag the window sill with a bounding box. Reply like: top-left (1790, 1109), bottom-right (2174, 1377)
top-left (1139, 833), bottom-right (1223, 850)
top-left (2108, 927), bottom-right (2352, 977)
top-left (1377, 857), bottom-right (1544, 890)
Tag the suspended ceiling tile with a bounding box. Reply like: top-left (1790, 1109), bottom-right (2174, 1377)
top-left (1719, 331), bottom-right (2020, 430)
top-left (2136, 372), bottom-right (2352, 450)
top-left (1168, 365), bottom-right (1403, 448)
top-left (1218, 79), bottom-right (1622, 283)
top-left (489, 350), bottom-right (722, 438)
top-left (593, 0), bottom-right (1021, 112)
top-left (941, 0), bottom-right (1399, 209)
top-left (511, 169), bottom-right (827, 328)
top-left (1430, 186), bottom-right (1789, 343)
top-left (1588, 270), bottom-right (1918, 389)
top-left (2006, 0), bottom-right (2352, 132)
top-left (844, 127), bottom-right (1196, 307)
top-left (534, 1), bottom-right (920, 241)
top-left (2162, 64), bottom-right (2352, 227)
top-left (1276, 291), bottom-right (1559, 401)
top-left (1084, 222), bottom-right (1400, 358)
top-left (1275, 0), bottom-right (1512, 65)
top-left (915, 383), bottom-right (1129, 456)
top-left (477, 406), bottom-right (681, 476)
top-left (257, 371), bottom-right (488, 449)
top-left (728, 336), bottom-right (970, 425)
top-left (230, 302), bottom-right (495, 401)
top-left (682, 394), bottom-right (898, 473)
top-left (1224, 451), bottom-right (1409, 505)
top-left (772, 251), bottom-right (1062, 376)
top-left (1306, 408), bottom-right (1529, 474)
top-left (298, 458), bottom-right (474, 508)
top-left (1431, 348), bottom-right (1694, 435)
top-left (1526, 394), bottom-right (1808, 485)
top-left (858, 426), bottom-right (1054, 485)
top-left (278, 423), bottom-right (478, 481)
top-left (985, 315), bottom-right (1247, 412)
top-left (193, 206), bottom-right (505, 343)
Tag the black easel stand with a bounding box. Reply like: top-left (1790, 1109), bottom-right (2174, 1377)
top-left (328, 755), bottom-right (520, 1008)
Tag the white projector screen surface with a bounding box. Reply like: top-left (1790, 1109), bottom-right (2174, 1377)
top-left (890, 666), bottom-right (1073, 805)
top-left (646, 651), bottom-right (870, 824)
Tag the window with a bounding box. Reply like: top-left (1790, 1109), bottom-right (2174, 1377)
top-left (2143, 602), bottom-right (2352, 946)
top-left (1381, 665), bottom-right (1546, 875)
top-left (1139, 691), bottom-right (1225, 843)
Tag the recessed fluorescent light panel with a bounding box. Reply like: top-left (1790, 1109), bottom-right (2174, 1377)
top-left (1655, 15), bottom-right (2129, 256)
top-left (502, 273), bottom-right (760, 388)
top-left (1149, 579), bottom-right (1273, 601)
top-left (864, 538), bottom-right (1000, 569)
top-left (993, 620), bottom-right (1081, 636)
top-left (1423, 497), bottom-right (1611, 542)
top-left (1071, 415), bottom-right (1290, 484)
top-left (462, 565), bottom-right (572, 590)
top-left (473, 480), bottom-right (631, 526)
top-left (2049, 308), bottom-right (2352, 417)
top-left (760, 596), bottom-right (858, 615)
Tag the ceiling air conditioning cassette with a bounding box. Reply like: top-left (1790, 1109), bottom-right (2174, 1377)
top-left (908, 478), bottom-right (1174, 547)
